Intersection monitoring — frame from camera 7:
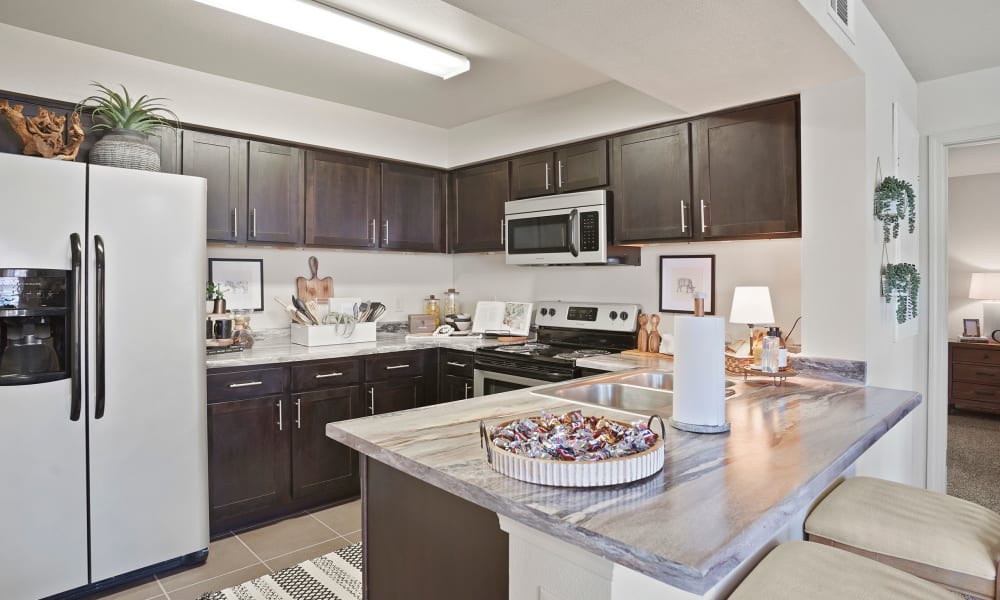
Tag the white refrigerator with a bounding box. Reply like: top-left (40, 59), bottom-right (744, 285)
top-left (0, 153), bottom-right (209, 599)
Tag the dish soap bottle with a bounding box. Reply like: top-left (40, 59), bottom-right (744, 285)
top-left (424, 294), bottom-right (441, 328)
top-left (761, 327), bottom-right (780, 373)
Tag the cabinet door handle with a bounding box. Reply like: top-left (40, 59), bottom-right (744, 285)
top-left (385, 364), bottom-right (410, 370)
top-left (680, 201), bottom-right (688, 233)
top-left (369, 387), bottom-right (375, 414)
top-left (384, 220), bottom-right (389, 245)
top-left (251, 208), bottom-right (257, 238)
top-left (277, 399), bottom-right (283, 431)
top-left (228, 381), bottom-right (263, 388)
top-left (544, 163), bottom-right (550, 190)
top-left (500, 219), bottom-right (505, 247)
top-left (232, 208), bottom-right (238, 238)
top-left (295, 398), bottom-right (302, 429)
top-left (464, 382), bottom-right (472, 399)
top-left (557, 160), bottom-right (564, 188)
top-left (315, 372), bottom-right (344, 379)
top-left (700, 199), bottom-right (709, 233)
top-left (370, 219), bottom-right (376, 245)
top-left (447, 361), bottom-right (467, 368)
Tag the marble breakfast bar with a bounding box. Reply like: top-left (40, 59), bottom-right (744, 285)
top-left (326, 372), bottom-right (921, 600)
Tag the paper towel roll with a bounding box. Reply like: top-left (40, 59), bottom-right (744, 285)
top-left (672, 316), bottom-right (728, 432)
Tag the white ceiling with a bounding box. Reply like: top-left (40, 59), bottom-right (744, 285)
top-left (0, 0), bottom-right (612, 128)
top-left (949, 142), bottom-right (1000, 178)
top-left (865, 0), bottom-right (1000, 82)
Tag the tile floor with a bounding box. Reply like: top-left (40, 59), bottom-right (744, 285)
top-left (89, 500), bottom-right (362, 600)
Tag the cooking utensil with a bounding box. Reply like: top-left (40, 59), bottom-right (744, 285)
top-left (295, 255), bottom-right (334, 303)
top-left (368, 302), bottom-right (385, 322)
top-left (292, 295), bottom-right (319, 325)
top-left (305, 299), bottom-right (323, 323)
top-left (273, 296), bottom-right (309, 325)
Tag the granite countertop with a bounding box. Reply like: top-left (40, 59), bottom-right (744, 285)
top-left (206, 329), bottom-right (511, 370)
top-left (326, 375), bottom-right (919, 594)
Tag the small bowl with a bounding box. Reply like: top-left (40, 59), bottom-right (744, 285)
top-left (455, 320), bottom-right (472, 331)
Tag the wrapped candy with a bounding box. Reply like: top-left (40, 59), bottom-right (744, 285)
top-left (488, 411), bottom-right (659, 462)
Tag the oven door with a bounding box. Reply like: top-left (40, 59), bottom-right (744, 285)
top-left (474, 369), bottom-right (554, 397)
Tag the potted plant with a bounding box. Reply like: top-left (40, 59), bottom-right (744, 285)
top-left (874, 176), bottom-right (916, 243)
top-left (882, 262), bottom-right (920, 324)
top-left (206, 282), bottom-right (226, 314)
top-left (75, 82), bottom-right (179, 172)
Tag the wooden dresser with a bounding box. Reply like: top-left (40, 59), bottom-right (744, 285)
top-left (949, 341), bottom-right (1000, 414)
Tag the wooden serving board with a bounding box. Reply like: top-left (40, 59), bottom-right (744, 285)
top-left (622, 349), bottom-right (674, 359)
top-left (295, 255), bottom-right (333, 303)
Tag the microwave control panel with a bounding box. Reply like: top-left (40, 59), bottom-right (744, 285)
top-left (580, 211), bottom-right (600, 252)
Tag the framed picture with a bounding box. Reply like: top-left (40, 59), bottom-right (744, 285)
top-left (659, 255), bottom-right (716, 314)
top-left (963, 318), bottom-right (982, 338)
top-left (209, 258), bottom-right (264, 311)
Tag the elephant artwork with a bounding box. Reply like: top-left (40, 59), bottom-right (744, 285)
top-left (676, 277), bottom-right (695, 294)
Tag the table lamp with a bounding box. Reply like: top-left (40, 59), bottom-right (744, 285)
top-left (969, 273), bottom-right (1000, 342)
top-left (730, 286), bottom-right (775, 357)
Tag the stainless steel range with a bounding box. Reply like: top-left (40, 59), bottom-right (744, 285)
top-left (473, 301), bottom-right (640, 396)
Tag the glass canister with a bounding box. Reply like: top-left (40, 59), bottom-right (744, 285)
top-left (424, 294), bottom-right (441, 327)
top-left (442, 288), bottom-right (460, 317)
top-left (761, 328), bottom-right (780, 373)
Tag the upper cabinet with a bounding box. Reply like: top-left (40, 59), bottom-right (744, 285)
top-left (692, 99), bottom-right (800, 239)
top-left (182, 131), bottom-right (247, 243)
top-left (247, 142), bottom-right (304, 244)
top-left (305, 150), bottom-right (379, 249)
top-left (511, 140), bottom-right (608, 199)
top-left (380, 163), bottom-right (445, 252)
top-left (450, 161), bottom-right (510, 253)
top-left (612, 123), bottom-right (692, 243)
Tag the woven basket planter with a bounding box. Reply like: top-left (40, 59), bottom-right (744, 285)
top-left (89, 128), bottom-right (160, 172)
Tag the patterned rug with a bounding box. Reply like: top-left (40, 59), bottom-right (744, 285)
top-left (198, 542), bottom-right (362, 600)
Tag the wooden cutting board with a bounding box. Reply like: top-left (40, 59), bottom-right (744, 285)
top-left (295, 256), bottom-right (333, 302)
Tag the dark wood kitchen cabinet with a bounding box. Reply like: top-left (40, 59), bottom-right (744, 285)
top-left (305, 150), bottom-right (379, 248)
top-left (692, 99), bottom-right (800, 238)
top-left (612, 123), bottom-right (692, 243)
top-left (365, 377), bottom-right (424, 415)
top-left (380, 162), bottom-right (445, 252)
top-left (511, 140), bottom-right (608, 199)
top-left (181, 130), bottom-right (247, 243)
top-left (439, 349), bottom-right (474, 402)
top-left (449, 161), bottom-right (510, 252)
top-left (247, 141), bottom-right (304, 244)
top-left (364, 350), bottom-right (432, 412)
top-left (291, 386), bottom-right (364, 500)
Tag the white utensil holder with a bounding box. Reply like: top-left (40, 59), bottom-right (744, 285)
top-left (290, 322), bottom-right (377, 347)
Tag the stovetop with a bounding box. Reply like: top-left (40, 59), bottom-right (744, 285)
top-left (489, 343), bottom-right (613, 363)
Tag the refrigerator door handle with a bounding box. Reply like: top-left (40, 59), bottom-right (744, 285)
top-left (95, 235), bottom-right (107, 419)
top-left (69, 233), bottom-right (83, 422)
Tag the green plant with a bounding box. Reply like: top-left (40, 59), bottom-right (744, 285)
top-left (882, 262), bottom-right (920, 324)
top-left (206, 282), bottom-right (225, 301)
top-left (874, 176), bottom-right (916, 243)
top-left (75, 82), bottom-right (179, 133)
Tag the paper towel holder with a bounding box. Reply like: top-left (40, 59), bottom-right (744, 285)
top-left (669, 417), bottom-right (731, 434)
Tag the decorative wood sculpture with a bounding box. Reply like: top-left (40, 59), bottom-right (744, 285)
top-left (637, 313), bottom-right (649, 352)
top-left (0, 100), bottom-right (84, 160)
top-left (649, 314), bottom-right (662, 354)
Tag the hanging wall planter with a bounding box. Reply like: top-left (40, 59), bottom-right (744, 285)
top-left (882, 262), bottom-right (920, 325)
top-left (874, 175), bottom-right (916, 244)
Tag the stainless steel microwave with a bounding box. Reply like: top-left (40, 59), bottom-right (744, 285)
top-left (504, 190), bottom-right (640, 266)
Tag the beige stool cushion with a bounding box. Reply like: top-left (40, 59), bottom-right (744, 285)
top-left (805, 477), bottom-right (1000, 581)
top-left (729, 541), bottom-right (960, 599)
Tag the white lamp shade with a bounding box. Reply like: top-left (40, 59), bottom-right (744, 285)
top-left (969, 273), bottom-right (1000, 300)
top-left (730, 286), bottom-right (775, 325)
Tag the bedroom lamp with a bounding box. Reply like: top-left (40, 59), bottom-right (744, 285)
top-left (969, 273), bottom-right (1000, 342)
top-left (729, 286), bottom-right (775, 358)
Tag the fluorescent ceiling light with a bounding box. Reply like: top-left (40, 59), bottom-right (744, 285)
top-left (192, 0), bottom-right (470, 79)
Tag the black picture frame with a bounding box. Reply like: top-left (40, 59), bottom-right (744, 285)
top-left (659, 255), bottom-right (716, 314)
top-left (963, 318), bottom-right (981, 338)
top-left (208, 258), bottom-right (264, 312)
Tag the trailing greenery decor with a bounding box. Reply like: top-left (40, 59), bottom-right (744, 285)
top-left (882, 262), bottom-right (920, 324)
top-left (75, 82), bottom-right (179, 133)
top-left (874, 176), bottom-right (916, 243)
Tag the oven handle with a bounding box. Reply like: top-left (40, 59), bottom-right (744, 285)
top-left (568, 208), bottom-right (579, 257)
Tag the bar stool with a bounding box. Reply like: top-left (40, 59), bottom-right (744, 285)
top-left (804, 477), bottom-right (1000, 599)
top-left (729, 541), bottom-right (959, 598)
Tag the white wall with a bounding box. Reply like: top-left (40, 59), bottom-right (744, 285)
top-left (208, 246), bottom-right (454, 331)
top-left (920, 65), bottom-right (1000, 135)
top-left (454, 239), bottom-right (802, 347)
top-left (947, 173), bottom-right (1000, 336)
top-left (0, 23), bottom-right (449, 167)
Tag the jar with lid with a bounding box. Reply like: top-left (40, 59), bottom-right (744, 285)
top-left (442, 288), bottom-right (460, 317)
top-left (424, 294), bottom-right (441, 327)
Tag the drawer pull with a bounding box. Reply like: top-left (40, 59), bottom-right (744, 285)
top-left (315, 372), bottom-right (344, 379)
top-left (228, 381), bottom-right (263, 388)
top-left (974, 391), bottom-right (995, 397)
top-left (447, 361), bottom-right (468, 368)
top-left (975, 371), bottom-right (996, 377)
top-left (385, 364), bottom-right (410, 370)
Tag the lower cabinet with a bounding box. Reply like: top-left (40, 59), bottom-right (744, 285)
top-left (439, 349), bottom-right (475, 402)
top-left (291, 386), bottom-right (364, 500)
top-left (441, 374), bottom-right (474, 402)
top-left (366, 377), bottom-right (424, 415)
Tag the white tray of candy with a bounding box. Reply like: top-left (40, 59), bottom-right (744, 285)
top-left (479, 412), bottom-right (665, 487)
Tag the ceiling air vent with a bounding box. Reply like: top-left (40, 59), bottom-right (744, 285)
top-left (828, 0), bottom-right (854, 40)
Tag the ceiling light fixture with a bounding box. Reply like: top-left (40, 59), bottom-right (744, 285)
top-left (192, 0), bottom-right (470, 79)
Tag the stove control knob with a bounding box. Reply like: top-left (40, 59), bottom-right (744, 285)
top-left (619, 311), bottom-right (629, 321)
top-left (609, 310), bottom-right (618, 321)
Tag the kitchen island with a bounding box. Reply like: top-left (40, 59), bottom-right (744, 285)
top-left (327, 371), bottom-right (920, 599)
